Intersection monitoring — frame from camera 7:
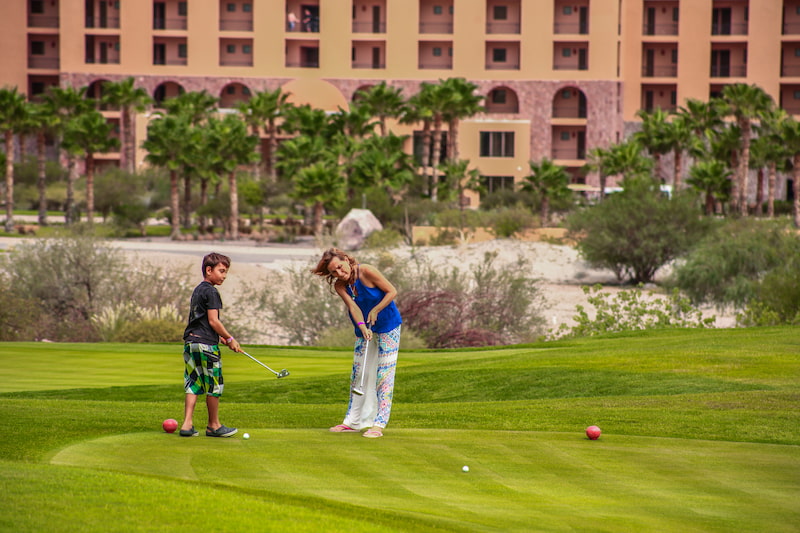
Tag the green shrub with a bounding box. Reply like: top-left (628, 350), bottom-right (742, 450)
top-left (550, 284), bottom-right (716, 340)
top-left (487, 207), bottom-right (537, 238)
top-left (365, 229), bottom-right (404, 249)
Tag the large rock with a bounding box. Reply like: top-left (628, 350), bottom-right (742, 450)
top-left (336, 209), bottom-right (383, 250)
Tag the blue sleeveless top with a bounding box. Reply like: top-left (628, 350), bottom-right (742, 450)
top-left (347, 278), bottom-right (402, 336)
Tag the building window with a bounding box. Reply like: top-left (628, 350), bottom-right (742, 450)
top-left (227, 3), bottom-right (236, 12)
top-left (243, 3), bottom-right (252, 13)
top-left (243, 44), bottom-right (251, 54)
top-left (560, 131), bottom-right (570, 141)
top-left (493, 48), bottom-right (507, 62)
top-left (794, 91), bottom-right (800, 99)
top-left (227, 86), bottom-right (236, 94)
top-left (493, 5), bottom-right (507, 20)
top-left (562, 48), bottom-right (571, 57)
top-left (562, 89), bottom-right (571, 99)
top-left (31, 81), bottom-right (46, 94)
top-left (227, 44), bottom-right (236, 53)
top-left (563, 6), bottom-right (572, 15)
top-left (178, 43), bottom-right (187, 57)
top-left (672, 49), bottom-right (678, 63)
top-left (242, 86), bottom-right (251, 96)
top-left (795, 48), bottom-right (800, 57)
top-left (482, 176), bottom-right (514, 193)
top-left (433, 47), bottom-right (442, 56)
top-left (433, 5), bottom-right (442, 15)
top-left (31, 0), bottom-right (45, 14)
top-left (178, 2), bottom-right (187, 16)
top-left (448, 47), bottom-right (453, 56)
top-left (479, 131), bottom-right (515, 157)
top-left (491, 89), bottom-right (506, 104)
top-left (30, 41), bottom-right (46, 55)
top-left (672, 7), bottom-right (679, 22)
top-left (449, 5), bottom-right (453, 14)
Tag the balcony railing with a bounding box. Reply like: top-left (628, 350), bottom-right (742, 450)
top-left (486, 104), bottom-right (519, 114)
top-left (28, 56), bottom-right (60, 69)
top-left (784, 21), bottom-right (800, 35)
top-left (28, 15), bottom-right (59, 28)
top-left (641, 64), bottom-right (677, 77)
top-left (85, 17), bottom-right (120, 29)
top-left (419, 21), bottom-right (453, 34)
top-left (642, 22), bottom-right (678, 36)
top-left (553, 63), bottom-right (588, 71)
top-left (782, 64), bottom-right (800, 77)
top-left (352, 61), bottom-right (385, 69)
top-left (552, 105), bottom-right (587, 118)
top-left (711, 23), bottom-right (748, 36)
top-left (710, 64), bottom-right (746, 77)
top-left (554, 22), bottom-right (588, 34)
top-left (352, 21), bottom-right (385, 33)
top-left (418, 61), bottom-right (453, 69)
top-left (486, 61), bottom-right (520, 70)
top-left (783, 104), bottom-right (800, 115)
top-left (154, 58), bottom-right (188, 66)
top-left (486, 21), bottom-right (520, 34)
top-left (552, 147), bottom-right (586, 160)
top-left (154, 18), bottom-right (188, 30)
top-left (285, 59), bottom-right (319, 68)
top-left (220, 57), bottom-right (253, 66)
top-left (220, 20), bottom-right (253, 32)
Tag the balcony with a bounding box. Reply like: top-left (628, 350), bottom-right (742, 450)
top-left (219, 39), bottom-right (253, 67)
top-left (642, 1), bottom-right (679, 36)
top-left (419, 0), bottom-right (453, 34)
top-left (711, 22), bottom-right (748, 36)
top-left (85, 16), bottom-right (120, 29)
top-left (352, 0), bottom-right (386, 33)
top-left (710, 64), bottom-right (746, 77)
top-left (85, 36), bottom-right (121, 64)
top-left (553, 44), bottom-right (588, 71)
top-left (352, 41), bottom-right (385, 69)
top-left (153, 39), bottom-right (188, 66)
top-left (642, 64), bottom-right (677, 77)
top-left (286, 1), bottom-right (320, 33)
top-left (551, 147), bottom-right (586, 160)
top-left (485, 87), bottom-right (519, 114)
top-left (782, 64), bottom-right (800, 77)
top-left (154, 18), bottom-right (188, 30)
top-left (780, 84), bottom-right (800, 115)
top-left (285, 41), bottom-right (319, 68)
top-left (554, 0), bottom-right (589, 35)
top-left (486, 42), bottom-right (520, 71)
top-left (418, 41), bottom-right (453, 70)
top-left (220, 19), bottom-right (253, 32)
top-left (642, 22), bottom-right (678, 36)
top-left (352, 21), bottom-right (385, 33)
top-left (28, 15), bottom-right (59, 28)
top-left (486, 0), bottom-right (520, 34)
top-left (642, 85), bottom-right (677, 113)
top-left (28, 56), bottom-right (59, 69)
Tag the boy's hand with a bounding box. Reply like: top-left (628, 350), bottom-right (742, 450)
top-left (228, 338), bottom-right (242, 353)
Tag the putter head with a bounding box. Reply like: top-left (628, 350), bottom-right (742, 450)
top-left (277, 369), bottom-right (290, 379)
top-left (351, 387), bottom-right (364, 396)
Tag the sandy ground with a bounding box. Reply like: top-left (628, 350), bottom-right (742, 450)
top-left (0, 236), bottom-right (734, 345)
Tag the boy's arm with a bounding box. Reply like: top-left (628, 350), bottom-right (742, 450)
top-left (208, 309), bottom-right (241, 352)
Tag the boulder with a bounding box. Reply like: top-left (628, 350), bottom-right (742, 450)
top-left (335, 209), bottom-right (383, 250)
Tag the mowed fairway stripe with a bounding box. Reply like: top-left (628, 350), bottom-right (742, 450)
top-left (51, 429), bottom-right (800, 532)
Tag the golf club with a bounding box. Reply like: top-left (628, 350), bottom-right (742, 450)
top-left (241, 351), bottom-right (290, 379)
top-left (352, 329), bottom-right (371, 396)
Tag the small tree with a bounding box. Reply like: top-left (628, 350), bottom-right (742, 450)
top-left (567, 178), bottom-right (709, 284)
top-left (519, 158), bottom-right (572, 225)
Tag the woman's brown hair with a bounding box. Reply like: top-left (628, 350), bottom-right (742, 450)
top-left (311, 247), bottom-right (358, 289)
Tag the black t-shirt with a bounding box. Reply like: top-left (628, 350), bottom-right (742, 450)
top-left (183, 281), bottom-right (223, 344)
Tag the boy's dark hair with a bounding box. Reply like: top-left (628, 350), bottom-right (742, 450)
top-left (202, 252), bottom-right (231, 276)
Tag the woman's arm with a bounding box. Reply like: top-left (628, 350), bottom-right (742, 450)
top-left (334, 282), bottom-right (371, 339)
top-left (359, 264), bottom-right (398, 325)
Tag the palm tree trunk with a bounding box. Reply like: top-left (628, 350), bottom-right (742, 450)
top-left (430, 117), bottom-right (443, 202)
top-left (86, 154), bottom-right (95, 225)
top-left (541, 196), bottom-right (550, 226)
top-left (739, 121), bottom-right (751, 216)
top-left (252, 125), bottom-right (262, 178)
top-left (229, 170), bottom-right (239, 240)
top-left (37, 132), bottom-right (47, 226)
top-left (420, 120), bottom-right (432, 197)
top-left (267, 119), bottom-right (278, 181)
top-left (4, 132), bottom-right (14, 233)
top-left (313, 201), bottom-right (324, 235)
top-left (169, 169), bottom-right (180, 240)
top-left (767, 161), bottom-right (776, 218)
top-left (65, 154), bottom-right (77, 226)
top-left (755, 168), bottom-right (764, 216)
top-left (704, 191), bottom-right (715, 216)
top-left (653, 153), bottom-right (662, 183)
top-left (123, 106), bottom-right (134, 173)
top-left (729, 151), bottom-right (739, 214)
top-left (448, 118), bottom-right (458, 162)
top-left (183, 172), bottom-right (192, 229)
top-left (794, 155), bottom-right (800, 228)
top-left (199, 178), bottom-right (209, 233)
top-left (673, 149), bottom-right (683, 190)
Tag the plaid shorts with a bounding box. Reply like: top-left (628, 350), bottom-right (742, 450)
top-left (184, 342), bottom-right (224, 397)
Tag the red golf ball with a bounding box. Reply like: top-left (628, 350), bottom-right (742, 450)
top-left (586, 425), bottom-right (601, 440)
top-left (162, 418), bottom-right (178, 433)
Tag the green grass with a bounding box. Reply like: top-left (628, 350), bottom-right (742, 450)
top-left (1, 328), bottom-right (799, 532)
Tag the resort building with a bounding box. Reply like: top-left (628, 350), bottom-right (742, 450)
top-left (0, 0), bottom-right (794, 203)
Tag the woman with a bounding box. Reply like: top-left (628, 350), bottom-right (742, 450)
top-left (312, 248), bottom-right (402, 438)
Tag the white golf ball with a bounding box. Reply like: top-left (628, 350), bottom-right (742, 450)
top-left (462, 465), bottom-right (469, 473)
top-left (243, 433), bottom-right (250, 440)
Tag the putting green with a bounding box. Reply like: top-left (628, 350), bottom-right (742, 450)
top-left (52, 429), bottom-right (800, 532)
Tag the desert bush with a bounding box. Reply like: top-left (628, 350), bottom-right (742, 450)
top-left (668, 218), bottom-right (799, 311)
top-left (0, 233), bottom-right (191, 341)
top-left (113, 318), bottom-right (185, 343)
top-left (567, 181), bottom-right (709, 284)
top-left (0, 282), bottom-right (47, 341)
top-left (364, 229), bottom-right (404, 250)
top-left (249, 250), bottom-right (546, 348)
top-left (487, 207), bottom-right (537, 238)
top-left (550, 284), bottom-right (715, 340)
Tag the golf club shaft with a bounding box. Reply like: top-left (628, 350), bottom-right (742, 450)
top-left (241, 351), bottom-right (279, 376)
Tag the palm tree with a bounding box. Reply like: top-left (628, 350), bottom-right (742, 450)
top-left (102, 77), bottom-right (152, 173)
top-left (354, 82), bottom-right (405, 137)
top-left (160, 90), bottom-right (218, 125)
top-left (61, 110), bottom-right (120, 225)
top-left (400, 92), bottom-right (434, 196)
top-left (0, 87), bottom-right (29, 232)
top-left (634, 108), bottom-right (673, 183)
top-left (677, 98), bottom-right (725, 140)
top-left (349, 132), bottom-right (415, 202)
top-left (143, 114), bottom-right (193, 239)
top-left (204, 114), bottom-right (259, 239)
top-left (291, 161), bottom-right (346, 235)
top-left (662, 114), bottom-right (699, 191)
top-left (237, 87), bottom-right (289, 179)
top-left (437, 158), bottom-right (482, 237)
top-left (687, 159), bottom-right (732, 215)
top-left (781, 117), bottom-right (800, 228)
top-left (26, 100), bottom-right (59, 225)
top-left (41, 85), bottom-right (94, 225)
top-left (520, 158), bottom-right (572, 225)
top-left (720, 83), bottom-right (775, 215)
top-left (417, 80), bottom-right (451, 202)
top-left (441, 77), bottom-right (484, 163)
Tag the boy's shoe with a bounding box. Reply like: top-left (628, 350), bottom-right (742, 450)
top-left (206, 425), bottom-right (238, 437)
top-left (179, 427), bottom-right (199, 437)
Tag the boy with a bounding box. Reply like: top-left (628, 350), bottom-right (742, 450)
top-left (180, 252), bottom-right (241, 438)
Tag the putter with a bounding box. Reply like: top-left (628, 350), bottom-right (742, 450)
top-left (352, 330), bottom-right (371, 396)
top-left (241, 351), bottom-right (290, 379)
